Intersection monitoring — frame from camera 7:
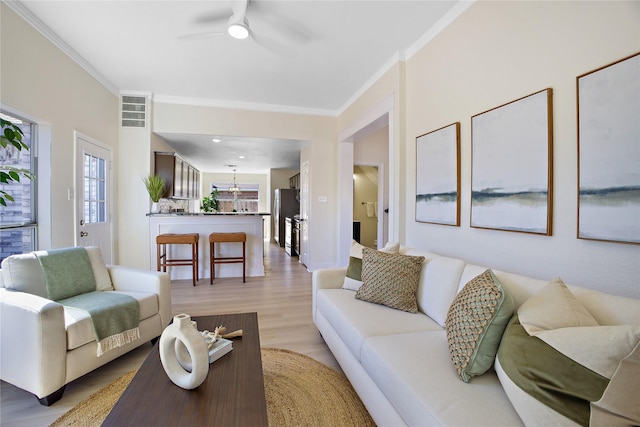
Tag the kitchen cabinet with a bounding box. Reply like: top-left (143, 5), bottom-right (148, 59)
top-left (154, 152), bottom-right (200, 199)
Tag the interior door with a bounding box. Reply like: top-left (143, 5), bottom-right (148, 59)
top-left (299, 161), bottom-right (310, 267)
top-left (75, 132), bottom-right (113, 263)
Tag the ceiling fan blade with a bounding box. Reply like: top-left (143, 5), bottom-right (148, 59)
top-left (192, 10), bottom-right (232, 25)
top-left (249, 29), bottom-right (295, 57)
top-left (178, 31), bottom-right (225, 42)
top-left (230, 0), bottom-right (249, 19)
top-left (248, 1), bottom-right (313, 46)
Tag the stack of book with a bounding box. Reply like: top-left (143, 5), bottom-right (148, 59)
top-left (208, 337), bottom-right (233, 363)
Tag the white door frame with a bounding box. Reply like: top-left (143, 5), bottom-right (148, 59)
top-left (300, 160), bottom-right (310, 267)
top-left (74, 131), bottom-right (114, 263)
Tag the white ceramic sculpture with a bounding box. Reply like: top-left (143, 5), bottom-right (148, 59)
top-left (159, 313), bottom-right (209, 389)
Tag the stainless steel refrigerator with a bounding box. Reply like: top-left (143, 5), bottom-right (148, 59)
top-left (273, 188), bottom-right (299, 247)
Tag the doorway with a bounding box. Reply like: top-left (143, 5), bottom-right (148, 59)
top-left (353, 165), bottom-right (382, 249)
top-left (338, 95), bottom-right (395, 265)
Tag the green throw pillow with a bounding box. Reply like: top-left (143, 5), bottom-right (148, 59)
top-left (445, 269), bottom-right (514, 382)
top-left (343, 256), bottom-right (364, 291)
top-left (355, 248), bottom-right (424, 313)
top-left (342, 240), bottom-right (401, 291)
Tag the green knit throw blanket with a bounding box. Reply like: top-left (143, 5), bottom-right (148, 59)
top-left (35, 247), bottom-right (140, 356)
top-left (59, 291), bottom-right (140, 356)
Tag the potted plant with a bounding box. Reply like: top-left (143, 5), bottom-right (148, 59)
top-left (1, 118), bottom-right (34, 206)
top-left (201, 188), bottom-right (220, 213)
top-left (142, 175), bottom-right (166, 213)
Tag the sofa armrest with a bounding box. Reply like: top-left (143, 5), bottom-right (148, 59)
top-left (312, 267), bottom-right (347, 323)
top-left (0, 288), bottom-right (67, 398)
top-left (107, 265), bottom-right (172, 329)
top-left (312, 267), bottom-right (347, 292)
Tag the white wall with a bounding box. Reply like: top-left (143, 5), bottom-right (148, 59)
top-left (402, 1), bottom-right (640, 298)
top-left (1, 4), bottom-right (119, 252)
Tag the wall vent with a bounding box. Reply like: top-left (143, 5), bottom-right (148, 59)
top-left (121, 95), bottom-right (146, 128)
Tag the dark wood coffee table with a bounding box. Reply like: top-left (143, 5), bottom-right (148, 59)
top-left (103, 312), bottom-right (268, 426)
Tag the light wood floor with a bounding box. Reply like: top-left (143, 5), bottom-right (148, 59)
top-left (0, 243), bottom-right (338, 427)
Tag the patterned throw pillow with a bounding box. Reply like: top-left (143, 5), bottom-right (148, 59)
top-left (355, 248), bottom-right (425, 312)
top-left (342, 240), bottom-right (400, 291)
top-left (445, 269), bottom-right (514, 382)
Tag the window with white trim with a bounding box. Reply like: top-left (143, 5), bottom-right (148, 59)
top-left (0, 112), bottom-right (37, 262)
top-left (212, 183), bottom-right (259, 213)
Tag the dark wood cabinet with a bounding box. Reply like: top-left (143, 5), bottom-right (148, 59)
top-left (154, 152), bottom-right (200, 199)
top-left (289, 173), bottom-right (300, 189)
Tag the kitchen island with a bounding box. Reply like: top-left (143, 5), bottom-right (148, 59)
top-left (148, 213), bottom-right (269, 282)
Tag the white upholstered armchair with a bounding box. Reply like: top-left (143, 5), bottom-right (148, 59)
top-left (0, 247), bottom-right (172, 405)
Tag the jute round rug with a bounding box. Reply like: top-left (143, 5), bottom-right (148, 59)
top-left (50, 348), bottom-right (375, 427)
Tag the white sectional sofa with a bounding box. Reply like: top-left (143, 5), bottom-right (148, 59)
top-left (0, 247), bottom-right (172, 405)
top-left (312, 246), bottom-right (640, 426)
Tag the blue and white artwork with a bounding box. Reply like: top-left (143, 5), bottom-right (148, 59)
top-left (578, 53), bottom-right (640, 244)
top-left (471, 89), bottom-right (552, 234)
top-left (416, 123), bottom-right (460, 225)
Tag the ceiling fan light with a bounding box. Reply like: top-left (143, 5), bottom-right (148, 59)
top-left (228, 22), bottom-right (249, 39)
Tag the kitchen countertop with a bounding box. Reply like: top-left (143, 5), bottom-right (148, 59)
top-left (147, 212), bottom-right (271, 216)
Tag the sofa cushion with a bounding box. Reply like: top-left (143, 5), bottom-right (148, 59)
top-left (356, 249), bottom-right (425, 313)
top-left (360, 330), bottom-right (524, 426)
top-left (343, 240), bottom-right (399, 291)
top-left (0, 253), bottom-right (48, 298)
top-left (445, 269), bottom-right (514, 382)
top-left (518, 278), bottom-right (599, 335)
top-left (412, 253), bottom-right (466, 327)
top-left (64, 291), bottom-right (159, 350)
top-left (316, 289), bottom-right (441, 360)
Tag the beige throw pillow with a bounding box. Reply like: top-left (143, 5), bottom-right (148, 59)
top-left (518, 278), bottom-right (599, 335)
top-left (355, 248), bottom-right (424, 312)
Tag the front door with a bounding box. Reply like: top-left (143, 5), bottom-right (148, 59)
top-left (75, 132), bottom-right (113, 263)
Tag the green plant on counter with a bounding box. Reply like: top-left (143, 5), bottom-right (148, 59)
top-left (142, 175), bottom-right (166, 202)
top-left (1, 118), bottom-right (35, 206)
top-left (201, 188), bottom-right (220, 212)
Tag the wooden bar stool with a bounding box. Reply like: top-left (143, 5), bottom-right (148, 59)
top-left (209, 232), bottom-right (246, 284)
top-left (156, 233), bottom-right (199, 286)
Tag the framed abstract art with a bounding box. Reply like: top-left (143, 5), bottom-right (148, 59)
top-left (415, 122), bottom-right (460, 226)
top-left (577, 52), bottom-right (640, 244)
top-left (471, 89), bottom-right (553, 235)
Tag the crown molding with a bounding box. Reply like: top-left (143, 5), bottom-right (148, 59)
top-left (5, 0), bottom-right (473, 119)
top-left (404, 0), bottom-right (475, 60)
top-left (337, 0), bottom-right (474, 116)
top-left (153, 94), bottom-right (337, 117)
top-left (3, 0), bottom-right (119, 96)
top-left (337, 52), bottom-right (402, 116)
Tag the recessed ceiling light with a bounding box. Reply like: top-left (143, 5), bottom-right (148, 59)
top-left (212, 138), bottom-right (222, 143)
top-left (239, 155), bottom-right (245, 159)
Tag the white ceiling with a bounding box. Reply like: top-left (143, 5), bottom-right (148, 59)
top-left (11, 0), bottom-right (466, 173)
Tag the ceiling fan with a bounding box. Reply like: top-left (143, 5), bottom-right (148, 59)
top-left (178, 0), bottom-right (309, 56)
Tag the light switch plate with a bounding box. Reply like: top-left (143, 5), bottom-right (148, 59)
top-left (318, 196), bottom-right (328, 203)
